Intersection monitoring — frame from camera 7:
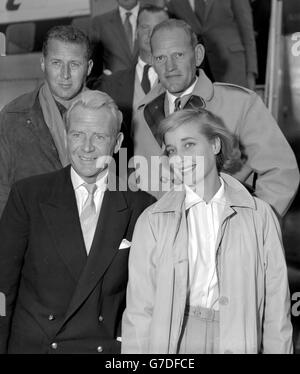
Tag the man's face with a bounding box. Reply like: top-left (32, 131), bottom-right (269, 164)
top-left (151, 27), bottom-right (203, 96)
top-left (117, 0), bottom-right (138, 10)
top-left (137, 10), bottom-right (169, 55)
top-left (41, 39), bottom-right (93, 102)
top-left (67, 106), bottom-right (123, 183)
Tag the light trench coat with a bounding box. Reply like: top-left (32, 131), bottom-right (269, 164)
top-left (122, 173), bottom-right (293, 354)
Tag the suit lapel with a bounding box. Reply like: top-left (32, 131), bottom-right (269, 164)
top-left (203, 0), bottom-right (215, 24)
top-left (181, 0), bottom-right (203, 34)
top-left (40, 167), bottom-right (87, 282)
top-left (61, 189), bottom-right (130, 325)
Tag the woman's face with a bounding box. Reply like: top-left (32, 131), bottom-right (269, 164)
top-left (164, 120), bottom-right (220, 188)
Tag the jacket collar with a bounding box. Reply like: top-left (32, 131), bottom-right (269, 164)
top-left (137, 69), bottom-right (214, 111)
top-left (152, 173), bottom-right (256, 214)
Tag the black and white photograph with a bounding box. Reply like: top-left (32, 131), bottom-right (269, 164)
top-left (0, 0), bottom-right (300, 360)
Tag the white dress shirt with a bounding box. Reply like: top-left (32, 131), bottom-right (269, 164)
top-left (71, 167), bottom-right (108, 216)
top-left (136, 57), bottom-right (158, 89)
top-left (119, 3), bottom-right (140, 44)
top-left (185, 178), bottom-right (226, 310)
top-left (166, 77), bottom-right (198, 114)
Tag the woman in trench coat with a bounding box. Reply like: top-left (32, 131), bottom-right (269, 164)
top-left (122, 108), bottom-right (293, 354)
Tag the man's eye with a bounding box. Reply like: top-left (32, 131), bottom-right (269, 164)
top-left (175, 52), bottom-right (184, 59)
top-left (71, 133), bottom-right (81, 138)
top-left (52, 61), bottom-right (61, 66)
top-left (94, 134), bottom-right (105, 141)
top-left (70, 62), bottom-right (80, 69)
top-left (154, 55), bottom-right (166, 64)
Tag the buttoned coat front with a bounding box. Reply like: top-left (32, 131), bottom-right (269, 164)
top-left (122, 173), bottom-right (293, 354)
top-left (0, 166), bottom-right (155, 354)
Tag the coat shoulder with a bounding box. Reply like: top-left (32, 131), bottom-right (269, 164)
top-left (213, 82), bottom-right (254, 95)
top-left (0, 89), bottom-right (38, 115)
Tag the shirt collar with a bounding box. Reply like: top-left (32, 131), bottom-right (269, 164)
top-left (167, 77), bottom-right (198, 107)
top-left (119, 3), bottom-right (140, 19)
top-left (71, 167), bottom-right (108, 192)
top-left (185, 177), bottom-right (226, 210)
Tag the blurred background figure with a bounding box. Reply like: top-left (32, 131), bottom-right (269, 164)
top-left (93, 4), bottom-right (169, 160)
top-left (90, 0), bottom-right (140, 75)
top-left (167, 0), bottom-right (258, 89)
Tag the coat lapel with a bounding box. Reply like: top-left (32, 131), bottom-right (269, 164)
top-left (40, 167), bottom-right (87, 283)
top-left (181, 0), bottom-right (203, 34)
top-left (61, 189), bottom-right (130, 325)
top-left (203, 0), bottom-right (215, 24)
top-left (23, 90), bottom-right (62, 169)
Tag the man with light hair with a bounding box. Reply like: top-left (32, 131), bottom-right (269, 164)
top-left (0, 90), bottom-right (155, 354)
top-left (133, 18), bottom-right (299, 217)
top-left (0, 25), bottom-right (93, 217)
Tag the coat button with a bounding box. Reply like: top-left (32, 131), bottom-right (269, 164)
top-left (48, 314), bottom-right (55, 321)
top-left (219, 296), bottom-right (229, 306)
top-left (98, 315), bottom-right (104, 322)
top-left (97, 346), bottom-right (103, 353)
top-left (51, 342), bottom-right (58, 349)
top-left (26, 119), bottom-right (32, 124)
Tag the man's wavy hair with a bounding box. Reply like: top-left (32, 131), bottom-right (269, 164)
top-left (42, 25), bottom-right (92, 60)
top-left (158, 108), bottom-right (244, 173)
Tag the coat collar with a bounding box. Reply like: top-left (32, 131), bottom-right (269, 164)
top-left (138, 69), bottom-right (215, 111)
top-left (151, 173), bottom-right (256, 214)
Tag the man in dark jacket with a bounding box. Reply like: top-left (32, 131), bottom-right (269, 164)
top-left (0, 90), bottom-right (155, 354)
top-left (0, 25), bottom-right (93, 217)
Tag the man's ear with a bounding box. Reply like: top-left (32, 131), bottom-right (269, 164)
top-left (87, 59), bottom-right (93, 77)
top-left (194, 43), bottom-right (205, 68)
top-left (212, 136), bottom-right (221, 155)
top-left (114, 132), bottom-right (124, 154)
top-left (40, 55), bottom-right (45, 73)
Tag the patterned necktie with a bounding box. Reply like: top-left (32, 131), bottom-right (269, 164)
top-left (80, 183), bottom-right (97, 254)
top-left (194, 0), bottom-right (206, 24)
top-left (124, 12), bottom-right (133, 52)
top-left (141, 64), bottom-right (151, 94)
top-left (174, 97), bottom-right (181, 112)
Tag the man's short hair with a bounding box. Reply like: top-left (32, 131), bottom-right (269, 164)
top-left (150, 19), bottom-right (199, 52)
top-left (66, 90), bottom-right (123, 134)
top-left (158, 108), bottom-right (242, 173)
top-left (42, 25), bottom-right (92, 60)
top-left (137, 4), bottom-right (170, 25)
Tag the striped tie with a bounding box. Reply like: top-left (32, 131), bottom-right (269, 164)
top-left (80, 183), bottom-right (97, 254)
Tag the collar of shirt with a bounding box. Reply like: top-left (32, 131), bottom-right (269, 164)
top-left (119, 3), bottom-right (140, 37)
top-left (185, 177), bottom-right (226, 211)
top-left (136, 57), bottom-right (158, 89)
top-left (71, 167), bottom-right (108, 215)
top-left (167, 77), bottom-right (198, 114)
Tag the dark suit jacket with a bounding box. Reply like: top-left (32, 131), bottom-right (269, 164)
top-left (93, 68), bottom-right (136, 159)
top-left (91, 8), bottom-right (139, 73)
top-left (168, 0), bottom-right (258, 86)
top-left (0, 88), bottom-right (62, 218)
top-left (0, 166), bottom-right (155, 354)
